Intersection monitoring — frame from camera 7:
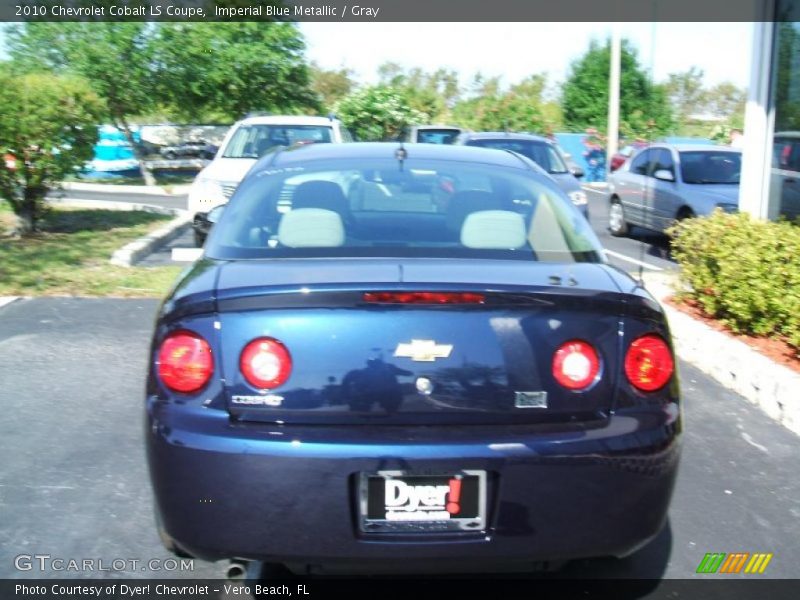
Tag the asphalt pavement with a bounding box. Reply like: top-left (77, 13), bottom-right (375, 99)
top-left (49, 189), bottom-right (188, 213)
top-left (1, 297), bottom-right (798, 582)
top-left (137, 227), bottom-right (196, 267)
top-left (582, 185), bottom-right (678, 274)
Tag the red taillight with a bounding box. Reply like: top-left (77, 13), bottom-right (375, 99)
top-left (624, 334), bottom-right (674, 392)
top-left (364, 292), bottom-right (485, 305)
top-left (157, 330), bottom-right (213, 393)
top-left (240, 337), bottom-right (292, 389)
top-left (552, 340), bottom-right (600, 390)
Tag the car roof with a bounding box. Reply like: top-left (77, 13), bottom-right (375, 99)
top-left (642, 143), bottom-right (741, 153)
top-left (257, 142), bottom-right (533, 170)
top-left (459, 132), bottom-right (552, 143)
top-left (236, 115), bottom-right (342, 127)
top-left (412, 124), bottom-right (462, 130)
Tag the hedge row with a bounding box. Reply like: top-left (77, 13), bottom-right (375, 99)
top-left (668, 211), bottom-right (800, 354)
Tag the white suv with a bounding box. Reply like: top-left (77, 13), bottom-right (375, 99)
top-left (187, 115), bottom-right (351, 224)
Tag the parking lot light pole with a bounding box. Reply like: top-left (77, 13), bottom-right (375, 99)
top-left (607, 24), bottom-right (621, 175)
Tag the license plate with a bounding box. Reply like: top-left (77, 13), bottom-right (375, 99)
top-left (359, 470), bottom-right (486, 533)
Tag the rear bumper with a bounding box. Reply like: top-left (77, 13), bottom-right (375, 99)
top-left (146, 400), bottom-right (681, 568)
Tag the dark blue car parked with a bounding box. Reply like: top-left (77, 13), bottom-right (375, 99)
top-left (146, 143), bottom-right (681, 575)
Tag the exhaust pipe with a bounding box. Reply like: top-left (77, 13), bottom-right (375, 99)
top-left (225, 560), bottom-right (248, 581)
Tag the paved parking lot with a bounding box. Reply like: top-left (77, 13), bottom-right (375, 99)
top-left (582, 185), bottom-right (678, 274)
top-left (137, 227), bottom-right (195, 268)
top-left (1, 297), bottom-right (798, 581)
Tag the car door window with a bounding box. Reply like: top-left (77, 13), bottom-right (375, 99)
top-left (629, 150), bottom-right (651, 175)
top-left (775, 139), bottom-right (800, 172)
top-left (790, 142), bottom-right (800, 172)
top-left (651, 149), bottom-right (675, 178)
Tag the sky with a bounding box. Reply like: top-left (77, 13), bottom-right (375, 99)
top-left (0, 22), bottom-right (754, 90)
top-left (300, 22), bottom-right (754, 90)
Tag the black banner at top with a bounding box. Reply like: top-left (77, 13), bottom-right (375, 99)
top-left (0, 0), bottom-right (793, 23)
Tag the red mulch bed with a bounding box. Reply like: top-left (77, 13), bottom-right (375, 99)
top-left (664, 295), bottom-right (800, 375)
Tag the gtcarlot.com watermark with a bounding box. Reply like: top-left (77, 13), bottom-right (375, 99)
top-left (14, 554), bottom-right (194, 573)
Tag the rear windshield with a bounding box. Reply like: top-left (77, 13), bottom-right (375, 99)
top-left (466, 139), bottom-right (569, 174)
top-left (222, 125), bottom-right (333, 158)
top-left (416, 129), bottom-right (461, 144)
top-left (679, 151), bottom-right (741, 184)
top-left (205, 158), bottom-right (603, 263)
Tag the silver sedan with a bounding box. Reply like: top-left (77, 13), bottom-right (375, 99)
top-left (607, 144), bottom-right (741, 236)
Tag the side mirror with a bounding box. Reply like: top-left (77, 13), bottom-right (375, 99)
top-left (207, 204), bottom-right (226, 224)
top-left (653, 169), bottom-right (675, 182)
top-left (570, 165), bottom-right (585, 179)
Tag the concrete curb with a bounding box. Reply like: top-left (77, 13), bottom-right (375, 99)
top-left (109, 215), bottom-right (191, 267)
top-left (0, 297), bottom-right (20, 310)
top-left (642, 272), bottom-right (800, 437)
top-left (60, 182), bottom-right (192, 196)
top-left (50, 198), bottom-right (191, 268)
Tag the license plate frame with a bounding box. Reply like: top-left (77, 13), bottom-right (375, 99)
top-left (358, 470), bottom-right (487, 533)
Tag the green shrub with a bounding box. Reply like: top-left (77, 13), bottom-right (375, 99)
top-left (668, 211), bottom-right (800, 354)
top-left (335, 85), bottom-right (428, 141)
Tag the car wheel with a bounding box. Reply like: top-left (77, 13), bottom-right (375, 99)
top-left (608, 199), bottom-right (629, 237)
top-left (193, 230), bottom-right (206, 248)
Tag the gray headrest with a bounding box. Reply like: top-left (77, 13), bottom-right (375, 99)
top-left (461, 210), bottom-right (527, 249)
top-left (278, 208), bottom-right (345, 248)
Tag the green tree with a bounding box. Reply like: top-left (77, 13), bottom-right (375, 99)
top-left (335, 86), bottom-right (428, 141)
top-left (773, 22), bottom-right (800, 132)
top-left (152, 23), bottom-right (319, 122)
top-left (7, 22), bottom-right (319, 183)
top-left (376, 63), bottom-right (461, 122)
top-left (663, 69), bottom-right (746, 136)
top-left (664, 67), bottom-right (708, 126)
top-left (0, 67), bottom-right (105, 234)
top-left (705, 82), bottom-right (746, 121)
top-left (309, 63), bottom-right (356, 112)
top-left (7, 23), bottom-right (159, 184)
top-left (562, 39), bottom-right (674, 139)
top-left (451, 74), bottom-right (561, 133)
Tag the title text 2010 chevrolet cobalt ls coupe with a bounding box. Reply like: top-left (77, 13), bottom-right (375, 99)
top-left (147, 143), bottom-right (681, 575)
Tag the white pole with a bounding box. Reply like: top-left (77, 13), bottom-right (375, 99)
top-left (739, 20), bottom-right (776, 221)
top-left (607, 24), bottom-right (621, 174)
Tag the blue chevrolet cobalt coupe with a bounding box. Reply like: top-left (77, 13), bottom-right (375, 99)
top-left (147, 142), bottom-right (681, 575)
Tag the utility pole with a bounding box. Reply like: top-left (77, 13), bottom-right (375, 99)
top-left (607, 24), bottom-right (621, 175)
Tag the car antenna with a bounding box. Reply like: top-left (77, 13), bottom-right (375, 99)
top-left (395, 140), bottom-right (407, 172)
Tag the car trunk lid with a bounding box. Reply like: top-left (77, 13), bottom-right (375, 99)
top-left (215, 259), bottom-right (624, 425)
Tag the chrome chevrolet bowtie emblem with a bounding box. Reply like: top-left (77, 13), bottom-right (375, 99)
top-left (394, 339), bottom-right (453, 362)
